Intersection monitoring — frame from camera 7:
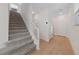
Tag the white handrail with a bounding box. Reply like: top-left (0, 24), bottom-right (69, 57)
top-left (32, 22), bottom-right (40, 50)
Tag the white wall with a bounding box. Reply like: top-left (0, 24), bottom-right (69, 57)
top-left (20, 4), bottom-right (32, 32)
top-left (61, 5), bottom-right (79, 54)
top-left (32, 4), bottom-right (72, 42)
top-left (33, 9), bottom-right (53, 42)
top-left (52, 4), bottom-right (79, 54)
top-left (67, 5), bottom-right (79, 54)
top-left (20, 3), bottom-right (33, 38)
top-left (20, 3), bottom-right (37, 46)
top-left (20, 3), bottom-right (41, 50)
top-left (0, 3), bottom-right (9, 48)
top-left (38, 10), bottom-right (50, 41)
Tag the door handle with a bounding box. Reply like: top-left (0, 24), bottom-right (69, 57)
top-left (46, 22), bottom-right (48, 24)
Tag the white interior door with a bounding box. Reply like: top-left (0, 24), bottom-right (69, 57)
top-left (53, 15), bottom-right (66, 36)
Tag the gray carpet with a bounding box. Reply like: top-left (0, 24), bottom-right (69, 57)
top-left (0, 10), bottom-right (36, 55)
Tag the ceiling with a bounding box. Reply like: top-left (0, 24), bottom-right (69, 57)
top-left (32, 3), bottom-right (73, 16)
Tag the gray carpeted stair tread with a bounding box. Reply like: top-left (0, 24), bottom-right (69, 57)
top-left (9, 27), bottom-right (26, 30)
top-left (7, 37), bottom-right (33, 47)
top-left (9, 28), bottom-right (26, 30)
top-left (9, 31), bottom-right (28, 35)
top-left (11, 43), bottom-right (36, 55)
top-left (9, 32), bottom-right (30, 38)
top-left (9, 29), bottom-right (27, 33)
top-left (9, 27), bottom-right (26, 29)
top-left (9, 29), bottom-right (27, 32)
top-left (9, 19), bottom-right (24, 23)
top-left (9, 20), bottom-right (24, 24)
top-left (9, 22), bottom-right (23, 24)
top-left (0, 39), bottom-right (33, 55)
top-left (9, 26), bottom-right (25, 29)
top-left (9, 33), bottom-right (31, 40)
top-left (2, 10), bottom-right (36, 55)
top-left (9, 28), bottom-right (27, 31)
top-left (9, 31), bottom-right (27, 35)
top-left (9, 24), bottom-right (25, 27)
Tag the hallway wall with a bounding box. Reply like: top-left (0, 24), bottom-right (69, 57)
top-left (59, 5), bottom-right (79, 54)
top-left (32, 9), bottom-right (53, 42)
top-left (38, 10), bottom-right (52, 41)
top-left (20, 3), bottom-right (37, 46)
top-left (20, 4), bottom-right (32, 33)
top-left (52, 4), bottom-right (79, 54)
top-left (0, 3), bottom-right (9, 48)
top-left (68, 5), bottom-right (79, 54)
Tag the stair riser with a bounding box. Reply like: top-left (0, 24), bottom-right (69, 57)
top-left (9, 32), bottom-right (29, 37)
top-left (9, 22), bottom-right (24, 24)
top-left (10, 19), bottom-right (23, 21)
top-left (11, 43), bottom-right (35, 55)
top-left (9, 24), bottom-right (25, 26)
top-left (9, 26), bottom-right (25, 28)
top-left (9, 27), bottom-right (26, 30)
top-left (8, 37), bottom-right (32, 47)
top-left (9, 29), bottom-right (27, 32)
top-left (0, 40), bottom-right (33, 55)
top-left (9, 20), bottom-right (23, 22)
top-left (9, 19), bottom-right (23, 22)
top-left (9, 31), bottom-right (27, 34)
top-left (9, 34), bottom-right (31, 40)
top-left (9, 25), bottom-right (24, 28)
top-left (9, 31), bottom-right (26, 35)
top-left (9, 22), bottom-right (24, 25)
top-left (9, 29), bottom-right (26, 31)
top-left (9, 24), bottom-right (24, 26)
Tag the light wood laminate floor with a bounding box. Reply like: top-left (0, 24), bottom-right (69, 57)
top-left (32, 35), bottom-right (75, 55)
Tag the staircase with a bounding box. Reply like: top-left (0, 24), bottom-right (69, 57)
top-left (0, 11), bottom-right (36, 55)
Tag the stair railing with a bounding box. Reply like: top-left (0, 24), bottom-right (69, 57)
top-left (32, 22), bottom-right (40, 50)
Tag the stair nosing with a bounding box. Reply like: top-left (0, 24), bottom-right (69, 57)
top-left (9, 33), bottom-right (31, 40)
top-left (9, 32), bottom-right (29, 37)
top-left (0, 39), bottom-right (33, 55)
top-left (12, 43), bottom-right (36, 55)
top-left (9, 34), bottom-right (31, 42)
